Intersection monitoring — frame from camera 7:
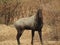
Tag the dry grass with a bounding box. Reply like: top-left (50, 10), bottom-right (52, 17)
top-left (0, 24), bottom-right (60, 45)
top-left (0, 0), bottom-right (60, 45)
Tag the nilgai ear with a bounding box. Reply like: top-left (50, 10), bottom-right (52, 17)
top-left (38, 9), bottom-right (42, 13)
top-left (37, 9), bottom-right (42, 15)
top-left (36, 9), bottom-right (42, 16)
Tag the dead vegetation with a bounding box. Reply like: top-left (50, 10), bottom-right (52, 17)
top-left (0, 0), bottom-right (60, 45)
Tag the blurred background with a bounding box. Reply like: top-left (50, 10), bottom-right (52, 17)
top-left (0, 0), bottom-right (60, 45)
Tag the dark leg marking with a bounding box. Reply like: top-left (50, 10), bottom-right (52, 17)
top-left (31, 30), bottom-right (35, 45)
top-left (16, 28), bottom-right (24, 45)
top-left (16, 32), bottom-right (21, 45)
top-left (38, 29), bottom-right (43, 45)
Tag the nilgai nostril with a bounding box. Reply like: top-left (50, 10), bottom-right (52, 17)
top-left (14, 9), bottom-right (43, 45)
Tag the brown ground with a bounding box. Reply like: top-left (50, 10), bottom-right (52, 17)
top-left (0, 24), bottom-right (60, 45)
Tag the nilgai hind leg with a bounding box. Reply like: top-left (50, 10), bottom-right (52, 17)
top-left (31, 30), bottom-right (35, 45)
top-left (16, 28), bottom-right (24, 45)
